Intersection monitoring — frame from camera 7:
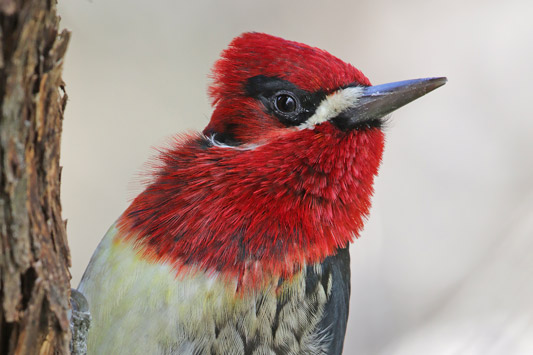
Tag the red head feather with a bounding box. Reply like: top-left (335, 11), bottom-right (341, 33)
top-left (205, 32), bottom-right (371, 144)
top-left (209, 32), bottom-right (370, 103)
top-left (117, 33), bottom-right (384, 287)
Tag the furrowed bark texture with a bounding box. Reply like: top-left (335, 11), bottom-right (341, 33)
top-left (0, 0), bottom-right (70, 354)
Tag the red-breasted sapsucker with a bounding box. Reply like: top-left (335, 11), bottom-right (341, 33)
top-left (79, 32), bottom-right (446, 355)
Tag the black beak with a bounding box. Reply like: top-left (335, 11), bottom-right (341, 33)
top-left (333, 77), bottom-right (447, 130)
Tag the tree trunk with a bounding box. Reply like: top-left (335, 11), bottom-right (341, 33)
top-left (0, 0), bottom-right (70, 354)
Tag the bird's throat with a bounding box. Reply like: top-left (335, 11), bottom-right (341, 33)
top-left (117, 124), bottom-right (384, 287)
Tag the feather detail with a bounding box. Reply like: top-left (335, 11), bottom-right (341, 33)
top-left (116, 123), bottom-right (383, 287)
top-left (79, 224), bottom-right (341, 354)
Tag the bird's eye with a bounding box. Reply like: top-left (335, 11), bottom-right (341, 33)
top-left (274, 94), bottom-right (298, 114)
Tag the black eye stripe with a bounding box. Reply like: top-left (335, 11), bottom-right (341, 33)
top-left (244, 75), bottom-right (326, 126)
top-left (245, 75), bottom-right (300, 96)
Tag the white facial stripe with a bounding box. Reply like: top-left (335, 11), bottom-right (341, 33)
top-left (298, 86), bottom-right (364, 130)
top-left (208, 134), bottom-right (261, 150)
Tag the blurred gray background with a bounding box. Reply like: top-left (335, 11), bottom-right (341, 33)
top-left (58, 1), bottom-right (533, 354)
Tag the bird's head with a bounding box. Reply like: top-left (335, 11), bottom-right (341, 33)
top-left (120, 32), bottom-right (446, 285)
top-left (204, 32), bottom-right (445, 147)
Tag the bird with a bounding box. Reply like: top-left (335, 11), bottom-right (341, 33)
top-left (78, 32), bottom-right (446, 355)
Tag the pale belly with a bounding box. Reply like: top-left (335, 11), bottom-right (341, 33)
top-left (78, 225), bottom-right (332, 355)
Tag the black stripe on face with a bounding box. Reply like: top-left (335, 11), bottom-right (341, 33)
top-left (244, 75), bottom-right (326, 126)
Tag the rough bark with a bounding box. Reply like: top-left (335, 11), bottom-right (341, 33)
top-left (0, 0), bottom-right (70, 354)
